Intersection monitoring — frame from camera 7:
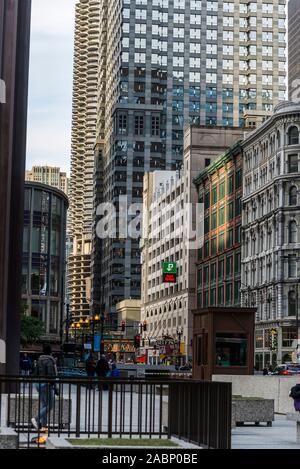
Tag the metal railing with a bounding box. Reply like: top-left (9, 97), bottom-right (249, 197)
top-left (0, 376), bottom-right (231, 449)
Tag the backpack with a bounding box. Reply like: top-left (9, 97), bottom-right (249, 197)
top-left (35, 355), bottom-right (57, 377)
top-left (289, 384), bottom-right (300, 399)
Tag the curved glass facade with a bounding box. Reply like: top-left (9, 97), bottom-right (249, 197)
top-left (22, 182), bottom-right (68, 341)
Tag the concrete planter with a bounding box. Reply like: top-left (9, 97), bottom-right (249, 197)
top-left (232, 397), bottom-right (274, 426)
top-left (287, 413), bottom-right (300, 443)
top-left (7, 396), bottom-right (72, 426)
top-left (0, 428), bottom-right (18, 449)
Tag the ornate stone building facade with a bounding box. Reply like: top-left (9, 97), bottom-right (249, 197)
top-left (242, 102), bottom-right (300, 368)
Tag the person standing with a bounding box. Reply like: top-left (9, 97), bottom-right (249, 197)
top-left (95, 355), bottom-right (110, 378)
top-left (290, 384), bottom-right (300, 412)
top-left (20, 353), bottom-right (32, 376)
top-left (85, 352), bottom-right (96, 378)
top-left (110, 363), bottom-right (120, 378)
top-left (31, 344), bottom-right (58, 431)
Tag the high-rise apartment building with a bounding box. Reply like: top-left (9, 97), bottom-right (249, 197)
top-left (288, 0), bottom-right (300, 101)
top-left (26, 166), bottom-right (69, 196)
top-left (94, 0), bottom-right (286, 321)
top-left (69, 0), bottom-right (100, 319)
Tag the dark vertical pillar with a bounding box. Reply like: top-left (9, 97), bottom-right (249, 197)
top-left (0, 0), bottom-right (31, 375)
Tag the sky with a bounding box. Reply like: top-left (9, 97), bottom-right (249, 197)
top-left (26, 0), bottom-right (77, 175)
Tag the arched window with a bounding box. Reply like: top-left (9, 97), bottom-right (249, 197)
top-left (289, 186), bottom-right (297, 206)
top-left (288, 290), bottom-right (296, 316)
top-left (289, 220), bottom-right (298, 243)
top-left (288, 126), bottom-right (299, 145)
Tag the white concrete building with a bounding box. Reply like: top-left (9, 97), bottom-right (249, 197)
top-left (141, 126), bottom-right (244, 363)
top-left (241, 101), bottom-right (300, 368)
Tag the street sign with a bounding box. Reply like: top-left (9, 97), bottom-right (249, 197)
top-left (84, 343), bottom-right (92, 350)
top-left (163, 273), bottom-right (176, 283)
top-left (163, 262), bottom-right (177, 283)
top-left (163, 262), bottom-right (177, 274)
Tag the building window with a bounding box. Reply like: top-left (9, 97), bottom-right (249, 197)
top-left (228, 174), bottom-right (234, 194)
top-left (151, 116), bottom-right (160, 136)
top-left (289, 256), bottom-right (297, 278)
top-left (211, 211), bottom-right (217, 230)
top-left (288, 291), bottom-right (296, 316)
top-left (282, 327), bottom-right (297, 348)
top-left (226, 256), bottom-right (233, 277)
top-left (288, 126), bottom-right (299, 145)
top-left (211, 237), bottom-right (217, 255)
top-left (288, 155), bottom-right (298, 173)
top-left (219, 206), bottom-right (225, 226)
top-left (134, 115), bottom-right (144, 135)
top-left (117, 113), bottom-right (127, 135)
top-left (227, 201), bottom-right (234, 221)
top-left (219, 232), bottom-right (225, 252)
top-left (218, 285), bottom-right (224, 305)
top-left (204, 191), bottom-right (210, 209)
top-left (227, 229), bottom-right (233, 249)
top-left (218, 258), bottom-right (224, 280)
top-left (219, 181), bottom-right (225, 199)
top-left (216, 333), bottom-right (247, 367)
top-left (289, 221), bottom-right (298, 244)
top-left (212, 185), bottom-right (218, 205)
top-left (225, 282), bottom-right (232, 304)
top-left (289, 186), bottom-right (298, 206)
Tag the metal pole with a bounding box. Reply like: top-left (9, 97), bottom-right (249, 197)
top-left (65, 303), bottom-right (70, 343)
top-left (297, 282), bottom-right (299, 344)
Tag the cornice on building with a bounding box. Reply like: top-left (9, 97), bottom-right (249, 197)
top-left (193, 141), bottom-right (242, 187)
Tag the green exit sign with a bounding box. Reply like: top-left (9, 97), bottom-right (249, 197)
top-left (163, 262), bottom-right (177, 274)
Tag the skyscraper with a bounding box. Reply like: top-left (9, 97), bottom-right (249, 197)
top-left (288, 0), bottom-right (300, 101)
top-left (93, 0), bottom-right (286, 322)
top-left (69, 0), bottom-right (100, 319)
top-left (26, 166), bottom-right (69, 196)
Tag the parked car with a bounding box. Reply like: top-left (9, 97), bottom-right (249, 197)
top-left (272, 364), bottom-right (300, 376)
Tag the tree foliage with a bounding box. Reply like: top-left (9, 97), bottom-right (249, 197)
top-left (20, 314), bottom-right (44, 345)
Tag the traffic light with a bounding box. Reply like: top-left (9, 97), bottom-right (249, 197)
top-left (121, 321), bottom-right (125, 332)
top-left (143, 321), bottom-right (147, 332)
top-left (270, 329), bottom-right (278, 351)
top-left (134, 335), bottom-right (140, 348)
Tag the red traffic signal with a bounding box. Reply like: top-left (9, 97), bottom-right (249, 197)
top-left (134, 335), bottom-right (140, 348)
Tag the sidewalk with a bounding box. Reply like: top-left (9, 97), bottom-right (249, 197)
top-left (232, 414), bottom-right (300, 449)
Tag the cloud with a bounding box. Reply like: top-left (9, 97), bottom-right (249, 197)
top-left (26, 0), bottom-right (77, 175)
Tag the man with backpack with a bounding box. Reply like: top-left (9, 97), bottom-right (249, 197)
top-left (31, 344), bottom-right (58, 431)
top-left (289, 384), bottom-right (300, 412)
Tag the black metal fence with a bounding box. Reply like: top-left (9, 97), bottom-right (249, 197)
top-left (0, 376), bottom-right (231, 449)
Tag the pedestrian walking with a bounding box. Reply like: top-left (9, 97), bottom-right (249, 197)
top-left (31, 344), bottom-right (59, 432)
top-left (109, 363), bottom-right (120, 378)
top-left (95, 355), bottom-right (110, 378)
top-left (289, 383), bottom-right (300, 412)
top-left (20, 353), bottom-right (32, 376)
top-left (85, 352), bottom-right (96, 378)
